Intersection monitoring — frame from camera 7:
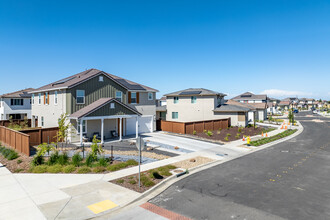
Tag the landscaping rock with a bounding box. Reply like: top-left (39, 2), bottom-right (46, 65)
top-left (189, 159), bottom-right (196, 162)
top-left (174, 146), bottom-right (180, 150)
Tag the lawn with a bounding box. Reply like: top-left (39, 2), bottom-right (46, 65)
top-left (249, 129), bottom-right (298, 146)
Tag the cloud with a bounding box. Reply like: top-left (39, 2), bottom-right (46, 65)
top-left (261, 89), bottom-right (313, 98)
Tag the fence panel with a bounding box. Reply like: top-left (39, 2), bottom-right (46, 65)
top-left (0, 126), bottom-right (30, 156)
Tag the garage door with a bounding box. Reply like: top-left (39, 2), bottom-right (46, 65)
top-left (126, 116), bottom-right (153, 135)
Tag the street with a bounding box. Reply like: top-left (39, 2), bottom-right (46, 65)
top-left (148, 111), bottom-right (330, 220)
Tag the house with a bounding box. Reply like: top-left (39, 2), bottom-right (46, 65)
top-left (305, 98), bottom-right (315, 109)
top-left (0, 88), bottom-right (34, 120)
top-left (164, 88), bottom-right (254, 127)
top-left (156, 96), bottom-right (167, 121)
top-left (267, 97), bottom-right (280, 114)
top-left (298, 98), bottom-right (307, 109)
top-left (282, 97), bottom-right (299, 109)
top-left (278, 100), bottom-right (291, 110)
top-left (30, 68), bottom-right (158, 144)
top-left (231, 92), bottom-right (268, 121)
top-left (157, 96), bottom-right (167, 106)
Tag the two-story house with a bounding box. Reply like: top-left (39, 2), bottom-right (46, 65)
top-left (164, 88), bottom-right (255, 127)
top-left (0, 88), bottom-right (34, 120)
top-left (231, 92), bottom-right (268, 120)
top-left (267, 97), bottom-right (280, 114)
top-left (30, 69), bottom-right (158, 144)
top-left (305, 98), bottom-right (315, 109)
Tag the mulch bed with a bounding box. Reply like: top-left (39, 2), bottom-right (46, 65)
top-left (0, 152), bottom-right (32, 173)
top-left (193, 126), bottom-right (269, 142)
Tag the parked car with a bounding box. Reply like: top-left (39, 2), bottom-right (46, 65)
top-left (293, 109), bottom-right (299, 113)
top-left (311, 107), bottom-right (316, 111)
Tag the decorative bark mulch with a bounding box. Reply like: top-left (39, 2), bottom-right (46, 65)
top-left (193, 126), bottom-right (268, 142)
top-left (0, 152), bottom-right (32, 173)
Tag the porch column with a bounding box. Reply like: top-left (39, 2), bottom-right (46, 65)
top-left (79, 119), bottom-right (83, 146)
top-left (101, 118), bottom-right (104, 144)
top-left (119, 117), bottom-right (122, 141)
top-left (136, 116), bottom-right (139, 138)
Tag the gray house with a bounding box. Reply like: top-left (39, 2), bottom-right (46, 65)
top-left (30, 69), bottom-right (158, 144)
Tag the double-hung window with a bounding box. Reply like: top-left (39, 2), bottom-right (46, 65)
top-left (54, 91), bottom-right (58, 105)
top-left (78, 120), bottom-right (86, 134)
top-left (116, 91), bottom-right (122, 102)
top-left (76, 90), bottom-right (85, 104)
top-left (172, 112), bottom-right (178, 119)
top-left (174, 97), bottom-right (179, 104)
top-left (131, 92), bottom-right (137, 104)
top-left (191, 96), bottom-right (197, 103)
top-left (148, 92), bottom-right (153, 100)
top-left (38, 93), bottom-right (41, 105)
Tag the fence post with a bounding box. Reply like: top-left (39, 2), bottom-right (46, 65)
top-left (39, 129), bottom-right (42, 144)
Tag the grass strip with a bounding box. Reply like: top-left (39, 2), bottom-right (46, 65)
top-left (250, 129), bottom-right (297, 147)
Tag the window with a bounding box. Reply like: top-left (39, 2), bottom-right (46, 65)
top-left (110, 103), bottom-right (115, 109)
top-left (76, 90), bottom-right (85, 104)
top-left (99, 76), bottom-right (104, 82)
top-left (191, 96), bottom-right (197, 103)
top-left (78, 120), bottom-right (86, 134)
top-left (174, 96), bottom-right (179, 104)
top-left (32, 94), bottom-right (34, 105)
top-left (116, 91), bottom-right (122, 102)
top-left (54, 91), bottom-right (58, 105)
top-left (10, 99), bottom-right (23, 106)
top-left (41, 116), bottom-right (44, 126)
top-left (38, 93), bottom-right (41, 104)
top-left (172, 112), bottom-right (178, 119)
top-left (148, 92), bottom-right (153, 100)
top-left (131, 92), bottom-right (137, 104)
top-left (45, 92), bottom-right (48, 105)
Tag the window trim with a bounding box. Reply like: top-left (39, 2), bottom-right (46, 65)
top-left (76, 90), bottom-right (85, 104)
top-left (38, 93), bottom-right (41, 105)
top-left (110, 102), bottom-right (115, 109)
top-left (115, 91), bottom-right (122, 102)
top-left (172, 112), bottom-right (178, 119)
top-left (191, 96), bottom-right (197, 104)
top-left (54, 91), bottom-right (58, 105)
top-left (45, 92), bottom-right (49, 105)
top-left (77, 120), bottom-right (87, 134)
top-left (148, 92), bottom-right (153, 100)
top-left (174, 96), bottom-right (179, 104)
top-left (41, 116), bottom-right (44, 127)
top-left (99, 76), bottom-right (104, 82)
top-left (131, 92), bottom-right (137, 104)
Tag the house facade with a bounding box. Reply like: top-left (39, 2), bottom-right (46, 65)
top-left (0, 88), bottom-right (34, 121)
top-left (267, 97), bottom-right (280, 114)
top-left (164, 88), bottom-right (254, 127)
top-left (30, 69), bottom-right (158, 144)
top-left (231, 92), bottom-right (268, 120)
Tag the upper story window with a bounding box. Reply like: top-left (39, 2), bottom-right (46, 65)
top-left (54, 91), bottom-right (58, 105)
top-left (174, 96), bottom-right (179, 104)
top-left (76, 90), bottom-right (85, 104)
top-left (10, 99), bottom-right (23, 106)
top-left (44, 92), bottom-right (49, 105)
top-left (172, 112), bottom-right (178, 119)
top-left (110, 103), bottom-right (115, 109)
top-left (32, 94), bottom-right (34, 105)
top-left (148, 92), bottom-right (153, 100)
top-left (99, 76), bottom-right (104, 82)
top-left (38, 93), bottom-right (41, 105)
top-left (191, 96), bottom-right (197, 104)
top-left (41, 116), bottom-right (44, 126)
top-left (116, 91), bottom-right (122, 102)
top-left (131, 92), bottom-right (137, 104)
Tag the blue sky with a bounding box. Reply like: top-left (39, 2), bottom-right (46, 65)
top-left (0, 0), bottom-right (329, 100)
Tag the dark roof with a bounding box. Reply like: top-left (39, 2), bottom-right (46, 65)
top-left (165, 88), bottom-right (226, 97)
top-left (278, 101), bottom-right (291, 106)
top-left (0, 88), bottom-right (34, 98)
top-left (232, 92), bottom-right (267, 101)
top-left (69, 98), bottom-right (141, 119)
top-left (31, 69), bottom-right (158, 93)
top-left (214, 100), bottom-right (255, 112)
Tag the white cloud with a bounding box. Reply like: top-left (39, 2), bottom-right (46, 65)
top-left (261, 89), bottom-right (313, 98)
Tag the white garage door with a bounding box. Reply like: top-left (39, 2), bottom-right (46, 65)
top-left (126, 116), bottom-right (153, 135)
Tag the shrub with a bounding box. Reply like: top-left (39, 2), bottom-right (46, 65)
top-left (72, 152), bottom-right (83, 167)
top-left (17, 159), bottom-right (22, 164)
top-left (32, 165), bottom-right (48, 173)
top-left (128, 180), bottom-right (137, 185)
top-left (193, 130), bottom-right (197, 135)
top-left (7, 151), bottom-right (19, 160)
top-left (86, 154), bottom-right (95, 167)
top-left (58, 152), bottom-right (69, 165)
top-left (238, 127), bottom-right (242, 133)
top-left (140, 175), bottom-right (155, 187)
top-left (206, 130), bottom-right (213, 137)
top-left (235, 133), bottom-right (240, 139)
top-left (77, 166), bottom-right (92, 174)
top-left (32, 155), bottom-right (44, 166)
top-left (157, 166), bottom-right (172, 176)
top-left (63, 165), bottom-right (76, 173)
top-left (98, 156), bottom-right (109, 167)
top-left (90, 135), bottom-right (103, 160)
top-left (47, 151), bottom-right (59, 165)
top-left (224, 137), bottom-right (229, 141)
top-left (47, 164), bottom-right (62, 173)
top-left (203, 129), bottom-right (207, 133)
top-left (226, 133), bottom-right (231, 137)
top-left (116, 179), bottom-right (124, 184)
top-left (93, 166), bottom-right (106, 173)
top-left (0, 146), bottom-right (19, 160)
top-left (218, 128), bottom-right (222, 131)
top-left (149, 171), bottom-right (163, 179)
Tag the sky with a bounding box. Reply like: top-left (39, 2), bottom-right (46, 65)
top-left (0, 0), bottom-right (330, 100)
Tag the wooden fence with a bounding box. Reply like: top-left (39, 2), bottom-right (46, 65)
top-left (0, 126), bottom-right (30, 156)
top-left (159, 118), bottom-right (230, 134)
top-left (20, 127), bottom-right (59, 146)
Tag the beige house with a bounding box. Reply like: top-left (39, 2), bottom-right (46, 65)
top-left (164, 88), bottom-right (255, 127)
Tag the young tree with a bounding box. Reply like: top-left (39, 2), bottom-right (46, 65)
top-left (56, 113), bottom-right (70, 150)
top-left (90, 135), bottom-right (103, 160)
top-left (288, 110), bottom-right (294, 124)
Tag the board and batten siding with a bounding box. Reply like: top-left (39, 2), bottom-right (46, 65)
top-left (88, 102), bottom-right (136, 117)
top-left (66, 74), bottom-right (127, 114)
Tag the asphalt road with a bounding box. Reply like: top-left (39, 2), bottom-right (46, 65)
top-left (149, 111), bottom-right (330, 220)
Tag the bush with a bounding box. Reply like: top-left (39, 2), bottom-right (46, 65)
top-left (193, 130), bottom-right (197, 135)
top-left (157, 166), bottom-right (172, 176)
top-left (58, 152), bottom-right (69, 165)
top-left (218, 128), bottom-right (222, 131)
top-left (140, 175), bottom-right (155, 187)
top-left (7, 151), bottom-right (19, 160)
top-left (226, 133), bottom-right (231, 137)
top-left (77, 166), bottom-right (92, 174)
top-left (206, 130), bottom-right (213, 137)
top-left (47, 151), bottom-right (59, 165)
top-left (116, 179), bottom-right (124, 184)
top-left (93, 166), bottom-right (106, 173)
top-left (32, 155), bottom-right (44, 166)
top-left (238, 127), bottom-right (242, 133)
top-left (63, 165), bottom-right (76, 173)
top-left (128, 179), bottom-right (137, 184)
top-left (72, 153), bottom-right (83, 167)
top-left (235, 133), bottom-right (240, 139)
top-left (32, 165), bottom-right (48, 173)
top-left (0, 146), bottom-right (19, 160)
top-left (224, 137), bottom-right (229, 141)
top-left (85, 154), bottom-right (95, 167)
top-left (47, 164), bottom-right (62, 173)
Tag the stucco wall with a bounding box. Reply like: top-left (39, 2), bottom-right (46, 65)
top-left (0, 98), bottom-right (31, 120)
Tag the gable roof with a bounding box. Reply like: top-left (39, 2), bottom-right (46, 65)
top-left (0, 88), bottom-right (34, 98)
top-left (69, 98), bottom-right (141, 119)
top-left (165, 88), bottom-right (226, 97)
top-left (278, 101), bottom-right (291, 106)
top-left (214, 100), bottom-right (256, 113)
top-left (232, 92), bottom-right (267, 101)
top-left (31, 69), bottom-right (158, 93)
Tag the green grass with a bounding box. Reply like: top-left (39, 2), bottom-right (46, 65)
top-left (250, 129), bottom-right (297, 146)
top-left (107, 160), bottom-right (138, 172)
top-left (0, 146), bottom-right (19, 160)
top-left (63, 165), bottom-right (76, 173)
